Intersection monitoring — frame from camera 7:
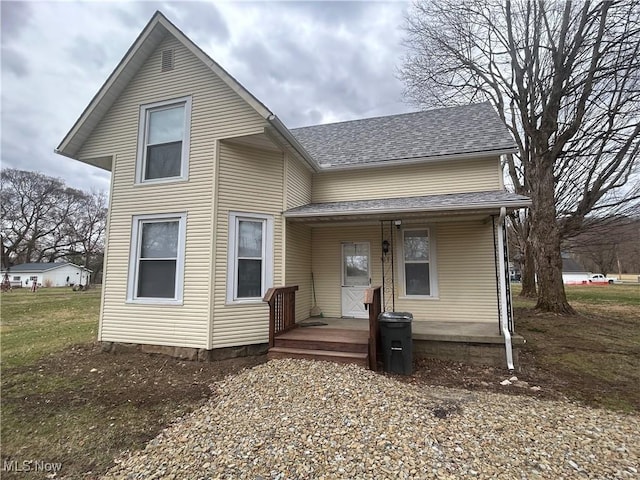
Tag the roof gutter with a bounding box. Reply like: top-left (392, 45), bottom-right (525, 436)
top-left (267, 115), bottom-right (319, 172)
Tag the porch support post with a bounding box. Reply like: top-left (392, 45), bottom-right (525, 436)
top-left (497, 207), bottom-right (515, 371)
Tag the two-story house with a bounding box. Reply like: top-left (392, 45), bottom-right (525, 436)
top-left (56, 12), bottom-right (530, 370)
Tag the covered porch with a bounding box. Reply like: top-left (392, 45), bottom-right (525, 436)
top-left (263, 191), bottom-right (529, 371)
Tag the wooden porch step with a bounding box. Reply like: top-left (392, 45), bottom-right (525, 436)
top-left (268, 347), bottom-right (368, 368)
top-left (274, 327), bottom-right (369, 353)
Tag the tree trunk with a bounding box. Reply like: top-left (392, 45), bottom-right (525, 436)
top-left (530, 160), bottom-right (575, 314)
top-left (519, 239), bottom-right (537, 297)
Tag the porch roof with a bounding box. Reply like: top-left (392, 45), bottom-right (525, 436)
top-left (283, 190), bottom-right (531, 221)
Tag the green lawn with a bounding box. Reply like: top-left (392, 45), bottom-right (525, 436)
top-left (512, 282), bottom-right (640, 308)
top-left (1, 287), bottom-right (100, 367)
top-left (512, 282), bottom-right (640, 412)
top-left (562, 283), bottom-right (640, 306)
top-left (1, 283), bottom-right (638, 478)
top-left (0, 286), bottom-right (262, 479)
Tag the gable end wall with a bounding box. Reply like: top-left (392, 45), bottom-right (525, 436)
top-left (82, 35), bottom-right (268, 349)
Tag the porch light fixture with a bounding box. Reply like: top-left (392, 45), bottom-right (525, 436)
top-left (394, 220), bottom-right (402, 229)
top-left (382, 240), bottom-right (390, 254)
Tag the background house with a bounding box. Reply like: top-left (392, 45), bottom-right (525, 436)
top-left (0, 262), bottom-right (91, 288)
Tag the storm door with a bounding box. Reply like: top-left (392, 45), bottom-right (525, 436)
top-left (341, 242), bottom-right (370, 318)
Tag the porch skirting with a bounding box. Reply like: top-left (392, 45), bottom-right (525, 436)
top-left (411, 321), bottom-right (525, 369)
top-left (293, 318), bottom-right (525, 369)
top-left (413, 339), bottom-right (522, 369)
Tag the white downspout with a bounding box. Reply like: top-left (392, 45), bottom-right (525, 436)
top-left (497, 207), bottom-right (514, 370)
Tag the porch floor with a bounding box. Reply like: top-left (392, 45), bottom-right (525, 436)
top-left (298, 317), bottom-right (525, 345)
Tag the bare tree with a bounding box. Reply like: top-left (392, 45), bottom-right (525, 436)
top-left (1, 169), bottom-right (107, 276)
top-left (64, 190), bottom-right (108, 282)
top-left (400, 0), bottom-right (640, 313)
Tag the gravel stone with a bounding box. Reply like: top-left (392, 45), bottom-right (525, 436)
top-left (102, 359), bottom-right (640, 479)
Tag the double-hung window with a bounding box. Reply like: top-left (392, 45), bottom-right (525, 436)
top-left (136, 97), bottom-right (192, 183)
top-left (227, 212), bottom-right (274, 303)
top-left (402, 228), bottom-right (436, 297)
top-left (128, 213), bottom-right (186, 303)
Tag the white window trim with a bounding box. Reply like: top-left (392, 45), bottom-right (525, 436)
top-left (226, 212), bottom-right (274, 305)
top-left (398, 226), bottom-right (439, 299)
top-left (127, 212), bottom-right (187, 305)
top-left (135, 96), bottom-right (192, 184)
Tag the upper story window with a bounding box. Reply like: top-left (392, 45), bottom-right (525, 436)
top-left (401, 228), bottom-right (437, 298)
top-left (136, 97), bottom-right (192, 183)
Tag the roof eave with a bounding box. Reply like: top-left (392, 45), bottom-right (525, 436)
top-left (56, 12), bottom-right (165, 158)
top-left (267, 115), bottom-right (319, 172)
top-left (283, 199), bottom-right (532, 219)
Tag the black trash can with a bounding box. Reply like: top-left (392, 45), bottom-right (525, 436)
top-left (378, 312), bottom-right (413, 375)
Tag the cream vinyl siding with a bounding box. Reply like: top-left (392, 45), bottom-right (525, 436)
top-left (311, 219), bottom-right (498, 323)
top-left (395, 219), bottom-right (498, 323)
top-left (77, 36), bottom-right (266, 160)
top-left (312, 157), bottom-right (501, 203)
top-left (283, 155), bottom-right (313, 321)
top-left (285, 154), bottom-right (312, 209)
top-left (285, 223), bottom-right (312, 321)
top-left (213, 143), bottom-right (284, 348)
top-left (76, 35), bottom-right (268, 348)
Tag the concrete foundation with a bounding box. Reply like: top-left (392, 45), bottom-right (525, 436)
top-left (101, 341), bottom-right (269, 362)
top-left (100, 319), bottom-right (524, 369)
top-left (413, 339), bottom-right (520, 369)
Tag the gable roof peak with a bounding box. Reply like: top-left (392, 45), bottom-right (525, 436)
top-left (55, 9), bottom-right (277, 167)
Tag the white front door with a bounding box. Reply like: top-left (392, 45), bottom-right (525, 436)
top-left (341, 242), bottom-right (370, 318)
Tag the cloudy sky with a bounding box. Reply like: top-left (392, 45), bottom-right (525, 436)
top-left (1, 0), bottom-right (414, 193)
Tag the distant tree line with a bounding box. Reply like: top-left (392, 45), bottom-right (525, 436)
top-left (566, 215), bottom-right (640, 277)
top-left (1, 168), bottom-right (107, 283)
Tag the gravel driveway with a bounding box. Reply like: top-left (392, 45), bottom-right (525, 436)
top-left (103, 359), bottom-right (639, 479)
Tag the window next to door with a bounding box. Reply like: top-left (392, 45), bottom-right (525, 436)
top-left (226, 212), bottom-right (274, 304)
top-left (400, 227), bottom-right (437, 298)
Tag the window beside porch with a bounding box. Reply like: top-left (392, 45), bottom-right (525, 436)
top-left (401, 228), bottom-right (436, 298)
top-left (227, 212), bottom-right (274, 303)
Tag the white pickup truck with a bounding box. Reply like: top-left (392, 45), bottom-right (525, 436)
top-left (588, 274), bottom-right (622, 284)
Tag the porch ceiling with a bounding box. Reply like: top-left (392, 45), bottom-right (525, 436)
top-left (283, 190), bottom-right (531, 223)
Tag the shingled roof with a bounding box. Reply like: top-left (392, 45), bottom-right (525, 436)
top-left (284, 190), bottom-right (531, 220)
top-left (2, 262), bottom-right (91, 272)
top-left (290, 102), bottom-right (517, 169)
